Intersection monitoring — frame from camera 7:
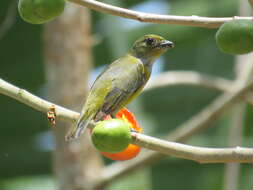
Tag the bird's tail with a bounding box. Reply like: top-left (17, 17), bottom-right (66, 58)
top-left (65, 113), bottom-right (94, 141)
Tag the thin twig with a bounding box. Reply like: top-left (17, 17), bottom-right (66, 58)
top-left (0, 78), bottom-right (79, 122)
top-left (145, 71), bottom-right (253, 106)
top-left (224, 104), bottom-right (244, 190)
top-left (162, 81), bottom-right (253, 142)
top-left (131, 132), bottom-right (253, 163)
top-left (145, 71), bottom-right (232, 92)
top-left (67, 0), bottom-right (253, 28)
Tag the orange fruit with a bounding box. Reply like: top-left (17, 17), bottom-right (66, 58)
top-left (101, 108), bottom-right (142, 161)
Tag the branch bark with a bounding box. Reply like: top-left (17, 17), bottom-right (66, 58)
top-left (0, 78), bottom-right (79, 122)
top-left (145, 71), bottom-right (232, 92)
top-left (67, 0), bottom-right (253, 28)
top-left (131, 132), bottom-right (253, 163)
top-left (224, 104), bottom-right (244, 190)
top-left (162, 81), bottom-right (253, 142)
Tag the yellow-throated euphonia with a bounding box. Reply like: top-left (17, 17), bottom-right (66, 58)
top-left (66, 34), bottom-right (174, 141)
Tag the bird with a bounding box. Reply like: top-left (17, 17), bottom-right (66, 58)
top-left (65, 34), bottom-right (174, 141)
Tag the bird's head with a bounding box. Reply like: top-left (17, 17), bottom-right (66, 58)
top-left (129, 34), bottom-right (174, 62)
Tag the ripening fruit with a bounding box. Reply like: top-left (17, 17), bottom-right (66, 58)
top-left (99, 108), bottom-right (142, 161)
top-left (18, 0), bottom-right (65, 24)
top-left (91, 119), bottom-right (131, 153)
top-left (101, 143), bottom-right (141, 161)
top-left (216, 20), bottom-right (253, 54)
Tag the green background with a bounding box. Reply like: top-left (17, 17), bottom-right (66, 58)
top-left (1, 0), bottom-right (253, 189)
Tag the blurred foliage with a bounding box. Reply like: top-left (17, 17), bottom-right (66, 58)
top-left (1, 176), bottom-right (55, 190)
top-left (1, 0), bottom-right (253, 189)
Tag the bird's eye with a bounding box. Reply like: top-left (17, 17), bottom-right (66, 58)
top-left (146, 38), bottom-right (155, 46)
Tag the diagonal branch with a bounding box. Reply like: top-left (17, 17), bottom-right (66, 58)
top-left (145, 71), bottom-right (253, 105)
top-left (67, 0), bottom-right (253, 28)
top-left (145, 71), bottom-right (232, 92)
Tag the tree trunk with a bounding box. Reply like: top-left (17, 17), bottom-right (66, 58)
top-left (44, 3), bottom-right (103, 190)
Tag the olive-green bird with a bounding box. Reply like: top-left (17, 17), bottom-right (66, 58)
top-left (66, 34), bottom-right (174, 141)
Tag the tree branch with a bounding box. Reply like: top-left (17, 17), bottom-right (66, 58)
top-left (145, 71), bottom-right (232, 92)
top-left (67, 0), bottom-right (253, 28)
top-left (223, 104), bottom-right (244, 190)
top-left (130, 132), bottom-right (253, 163)
top-left (156, 82), bottom-right (253, 142)
top-left (145, 71), bottom-right (253, 106)
top-left (0, 78), bottom-right (79, 122)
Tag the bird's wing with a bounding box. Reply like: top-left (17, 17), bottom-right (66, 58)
top-left (98, 55), bottom-right (148, 115)
top-left (78, 54), bottom-right (146, 121)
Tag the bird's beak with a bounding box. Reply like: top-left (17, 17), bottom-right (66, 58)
top-left (159, 40), bottom-right (174, 49)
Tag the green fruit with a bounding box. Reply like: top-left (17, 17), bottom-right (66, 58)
top-left (216, 20), bottom-right (253, 55)
top-left (91, 119), bottom-right (131, 153)
top-left (18, 0), bottom-right (65, 24)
